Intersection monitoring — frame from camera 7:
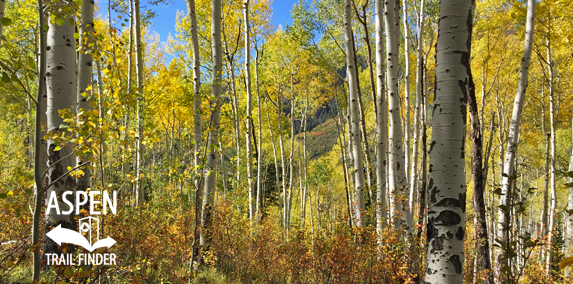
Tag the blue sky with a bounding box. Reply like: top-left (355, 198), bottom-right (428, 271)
top-left (131, 0), bottom-right (302, 59)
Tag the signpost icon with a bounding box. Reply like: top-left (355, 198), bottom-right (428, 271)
top-left (79, 217), bottom-right (100, 246)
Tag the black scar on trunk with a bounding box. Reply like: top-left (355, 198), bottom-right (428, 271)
top-left (435, 210), bottom-right (461, 226)
top-left (449, 254), bottom-right (463, 274)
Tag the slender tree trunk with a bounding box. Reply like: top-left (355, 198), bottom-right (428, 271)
top-left (134, 0), bottom-right (145, 207)
top-left (541, 88), bottom-right (549, 241)
top-left (353, 4), bottom-right (375, 202)
top-left (468, 48), bottom-right (494, 284)
top-left (243, 0), bottom-right (254, 221)
top-left (301, 97), bottom-right (308, 227)
top-left (385, 0), bottom-right (409, 230)
top-left (565, 115), bottom-right (573, 278)
top-left (278, 97), bottom-right (286, 228)
top-left (186, 0), bottom-right (202, 265)
top-left (335, 114), bottom-right (353, 226)
top-left (127, 0), bottom-right (133, 92)
top-left (32, 1), bottom-right (46, 279)
top-left (402, 0), bottom-right (411, 198)
top-left (424, 0), bottom-right (473, 282)
top-left (255, 46), bottom-right (263, 220)
top-left (200, 0), bottom-right (222, 247)
top-left (344, 0), bottom-right (366, 228)
top-left (375, 0), bottom-right (388, 240)
top-left (496, 0), bottom-right (535, 279)
top-left (417, 68), bottom-right (428, 239)
top-left (286, 83), bottom-right (295, 232)
top-left (546, 33), bottom-right (557, 276)
top-left (410, 0), bottom-right (425, 222)
top-left (44, 8), bottom-right (77, 255)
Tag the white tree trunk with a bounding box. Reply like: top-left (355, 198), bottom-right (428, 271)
top-left (385, 0), bottom-right (410, 230)
top-left (186, 0), bottom-right (202, 197)
top-left (344, 0), bottom-right (366, 227)
top-left (375, 0), bottom-right (388, 238)
top-left (244, 0), bottom-right (254, 221)
top-left (424, 0), bottom-right (473, 282)
top-left (134, 0), bottom-right (145, 207)
top-left (565, 115), bottom-right (573, 277)
top-left (545, 35), bottom-right (557, 276)
top-left (275, 96), bottom-right (286, 227)
top-left (44, 11), bottom-right (77, 255)
top-left (402, 0), bottom-right (411, 200)
top-left (410, 0), bottom-right (425, 222)
top-left (255, 47), bottom-right (263, 219)
top-left (200, 0), bottom-right (222, 247)
top-left (496, 0), bottom-right (535, 278)
top-left (286, 82), bottom-right (295, 231)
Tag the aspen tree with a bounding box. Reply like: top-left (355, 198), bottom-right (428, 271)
top-left (186, 0), bottom-right (202, 264)
top-left (134, 0), bottom-right (145, 207)
top-left (409, 0), bottom-right (425, 223)
top-left (385, 0), bottom-right (410, 230)
top-left (374, 0), bottom-right (387, 237)
top-left (424, 0), bottom-right (474, 282)
top-left (44, 6), bottom-right (77, 255)
top-left (566, 115), bottom-right (573, 277)
top-left (496, 0), bottom-right (535, 278)
top-left (343, 0), bottom-right (365, 227)
top-left (32, 0), bottom-right (46, 279)
top-left (244, 0), bottom-right (254, 221)
top-left (255, 44), bottom-right (263, 220)
top-left (201, 0), bottom-right (222, 246)
top-left (545, 28), bottom-right (557, 276)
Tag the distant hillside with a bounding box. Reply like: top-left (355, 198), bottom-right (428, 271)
top-left (298, 118), bottom-right (339, 159)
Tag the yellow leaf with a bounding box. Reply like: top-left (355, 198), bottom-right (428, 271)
top-left (7, 191), bottom-right (13, 196)
top-left (559, 256), bottom-right (573, 270)
top-left (119, 126), bottom-right (125, 132)
top-left (6, 260), bottom-right (14, 267)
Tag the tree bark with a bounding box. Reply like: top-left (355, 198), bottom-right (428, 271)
top-left (134, 0), bottom-right (145, 207)
top-left (200, 0), bottom-right (222, 248)
top-left (32, 0), bottom-right (46, 280)
top-left (255, 45), bottom-right (263, 220)
top-left (468, 44), bottom-right (494, 284)
top-left (565, 115), bottom-right (573, 277)
top-left (344, 0), bottom-right (366, 228)
top-left (375, 0), bottom-right (388, 239)
top-left (424, 0), bottom-right (474, 282)
top-left (402, 0), bottom-right (411, 200)
top-left (244, 0), bottom-right (254, 221)
top-left (186, 0), bottom-right (202, 265)
top-left (409, 0), bottom-right (425, 223)
top-left (385, 0), bottom-right (410, 231)
top-left (44, 8), bottom-right (77, 256)
top-left (495, 0), bottom-right (535, 279)
top-left (545, 31), bottom-right (557, 276)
